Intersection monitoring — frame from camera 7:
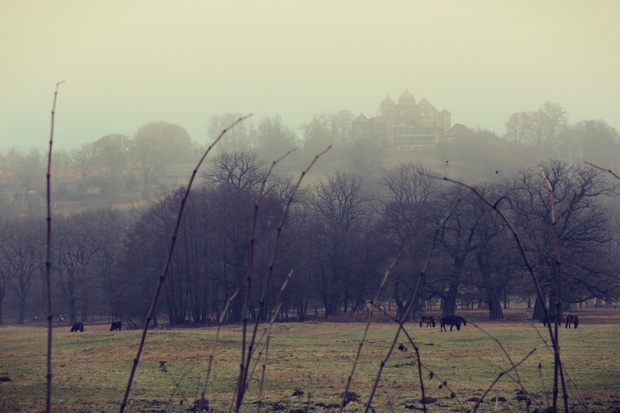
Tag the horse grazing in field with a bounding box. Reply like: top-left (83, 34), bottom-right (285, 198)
top-left (70, 322), bottom-right (84, 332)
top-left (453, 315), bottom-right (467, 326)
top-left (440, 315), bottom-right (461, 331)
top-left (565, 314), bottom-right (579, 329)
top-left (110, 321), bottom-right (122, 331)
top-left (541, 313), bottom-right (564, 327)
top-left (419, 316), bottom-right (436, 328)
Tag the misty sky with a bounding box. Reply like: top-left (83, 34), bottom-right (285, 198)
top-left (1, 1), bottom-right (619, 152)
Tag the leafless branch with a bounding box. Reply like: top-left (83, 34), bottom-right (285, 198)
top-left (472, 349), bottom-right (536, 413)
top-left (199, 288), bottom-right (239, 407)
top-left (584, 161), bottom-right (620, 180)
top-left (237, 149), bottom-right (292, 411)
top-left (371, 361), bottom-right (396, 413)
top-left (539, 168), bottom-right (569, 413)
top-left (340, 252), bottom-right (401, 412)
top-left (235, 146), bottom-right (330, 411)
top-left (45, 80), bottom-right (64, 413)
top-left (432, 178), bottom-right (562, 338)
top-left (364, 199), bottom-right (462, 413)
top-left (472, 323), bottom-right (536, 412)
top-left (256, 270), bottom-right (294, 412)
top-left (119, 114), bottom-right (252, 413)
top-left (372, 305), bottom-right (468, 412)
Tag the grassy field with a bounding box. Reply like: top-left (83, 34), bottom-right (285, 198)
top-left (1, 308), bottom-right (619, 413)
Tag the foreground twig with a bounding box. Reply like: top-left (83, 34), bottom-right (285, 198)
top-left (235, 146), bottom-right (330, 412)
top-left (237, 150), bottom-right (292, 411)
top-left (374, 305), bottom-right (468, 412)
top-left (471, 349), bottom-right (536, 413)
top-left (199, 288), bottom-right (239, 410)
top-left (371, 361), bottom-right (397, 413)
top-left (540, 168), bottom-right (569, 413)
top-left (119, 114), bottom-right (252, 413)
top-left (561, 365), bottom-right (590, 413)
top-left (256, 269), bottom-right (294, 413)
top-left (339, 252), bottom-right (401, 412)
top-left (473, 323), bottom-right (538, 412)
top-left (430, 175), bottom-right (565, 403)
top-left (45, 80), bottom-right (64, 413)
top-left (584, 161), bottom-right (620, 180)
top-left (533, 324), bottom-right (590, 413)
top-left (364, 199), bottom-right (462, 413)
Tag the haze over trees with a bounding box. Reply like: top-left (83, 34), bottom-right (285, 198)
top-left (0, 102), bottom-right (618, 325)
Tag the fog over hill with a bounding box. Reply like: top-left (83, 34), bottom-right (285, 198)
top-left (1, 1), bottom-right (618, 152)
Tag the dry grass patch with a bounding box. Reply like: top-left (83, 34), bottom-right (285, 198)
top-left (1, 315), bottom-right (619, 412)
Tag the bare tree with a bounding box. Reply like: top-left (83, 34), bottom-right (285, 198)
top-left (379, 162), bottom-right (443, 318)
top-left (92, 133), bottom-right (132, 195)
top-left (204, 151), bottom-right (266, 191)
top-left (113, 158), bottom-right (288, 326)
top-left (431, 186), bottom-right (484, 316)
top-left (70, 142), bottom-right (98, 192)
top-left (50, 149), bottom-right (71, 205)
top-left (564, 119), bottom-right (620, 166)
top-left (504, 160), bottom-right (618, 320)
top-left (6, 148), bottom-right (45, 214)
top-left (207, 113), bottom-right (256, 154)
top-left (54, 209), bottom-right (128, 323)
top-left (300, 111), bottom-right (354, 159)
top-left (130, 122), bottom-right (193, 195)
top-left (468, 184), bottom-right (518, 319)
top-left (0, 218), bottom-right (17, 324)
top-left (255, 115), bottom-right (298, 161)
top-left (307, 171), bottom-right (374, 317)
top-left (2, 217), bottom-right (44, 324)
top-left (504, 101), bottom-right (568, 157)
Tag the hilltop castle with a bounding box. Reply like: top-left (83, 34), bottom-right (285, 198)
top-left (352, 89), bottom-right (463, 149)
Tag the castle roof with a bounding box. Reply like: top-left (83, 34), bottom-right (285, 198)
top-left (398, 89), bottom-right (416, 106)
top-left (446, 123), bottom-right (470, 137)
top-left (418, 98), bottom-right (437, 111)
top-left (379, 95), bottom-right (396, 109)
top-left (353, 114), bottom-right (369, 123)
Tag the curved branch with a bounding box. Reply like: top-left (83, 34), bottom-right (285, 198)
top-left (119, 114), bottom-right (252, 413)
top-left (45, 80), bottom-right (64, 413)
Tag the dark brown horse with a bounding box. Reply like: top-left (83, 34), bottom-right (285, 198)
top-left (70, 322), bottom-right (84, 332)
top-left (419, 316), bottom-right (436, 328)
top-left (541, 313), bottom-right (564, 327)
top-left (565, 314), bottom-right (579, 329)
top-left (440, 315), bottom-right (461, 331)
top-left (453, 315), bottom-right (467, 326)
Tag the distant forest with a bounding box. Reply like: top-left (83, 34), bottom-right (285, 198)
top-left (0, 101), bottom-right (619, 326)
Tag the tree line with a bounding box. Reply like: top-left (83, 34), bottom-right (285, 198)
top-left (2, 101), bottom-right (619, 213)
top-left (0, 111), bottom-right (353, 215)
top-left (1, 150), bottom-right (618, 326)
top-left (1, 101), bottom-right (619, 325)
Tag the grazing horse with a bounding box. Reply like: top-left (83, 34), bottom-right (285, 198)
top-left (542, 313), bottom-right (564, 327)
top-left (440, 315), bottom-right (461, 331)
top-left (565, 314), bottom-right (579, 329)
top-left (453, 315), bottom-right (467, 326)
top-left (419, 316), bottom-right (436, 328)
top-left (70, 322), bottom-right (84, 332)
top-left (110, 321), bottom-right (122, 331)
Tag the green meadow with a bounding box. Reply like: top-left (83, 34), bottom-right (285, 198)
top-left (1, 309), bottom-right (619, 412)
